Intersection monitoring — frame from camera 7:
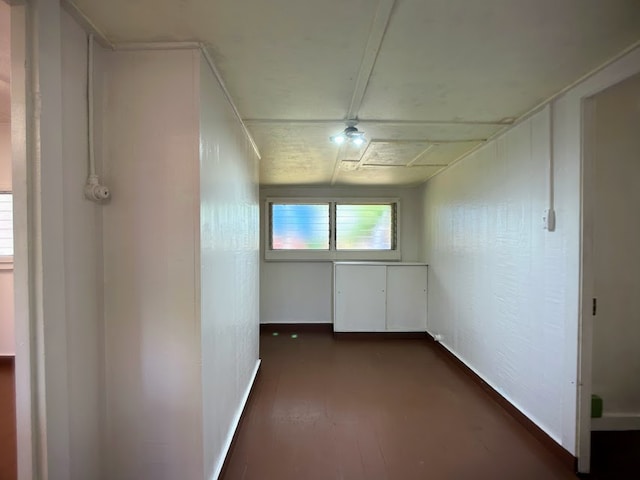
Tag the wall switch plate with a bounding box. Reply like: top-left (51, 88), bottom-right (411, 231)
top-left (543, 208), bottom-right (556, 231)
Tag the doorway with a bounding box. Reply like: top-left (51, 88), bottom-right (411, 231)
top-left (580, 72), bottom-right (640, 477)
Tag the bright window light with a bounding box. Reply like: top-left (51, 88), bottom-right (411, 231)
top-left (265, 198), bottom-right (399, 261)
top-left (336, 204), bottom-right (393, 250)
top-left (270, 203), bottom-right (329, 250)
top-left (0, 193), bottom-right (14, 259)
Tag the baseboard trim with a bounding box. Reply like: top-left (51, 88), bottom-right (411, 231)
top-left (260, 323), bottom-right (333, 334)
top-left (215, 358), bottom-right (261, 480)
top-left (334, 331), bottom-right (430, 340)
top-left (592, 414), bottom-right (640, 431)
top-left (427, 336), bottom-right (576, 472)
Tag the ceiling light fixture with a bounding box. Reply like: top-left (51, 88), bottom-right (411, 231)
top-left (330, 124), bottom-right (366, 146)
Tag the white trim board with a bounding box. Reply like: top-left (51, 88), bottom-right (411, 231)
top-left (591, 415), bottom-right (640, 432)
top-left (211, 359), bottom-right (261, 480)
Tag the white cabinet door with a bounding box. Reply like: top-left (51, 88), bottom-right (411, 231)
top-left (386, 266), bottom-right (427, 331)
top-left (334, 265), bottom-right (386, 332)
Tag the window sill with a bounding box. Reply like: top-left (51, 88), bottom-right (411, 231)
top-left (0, 259), bottom-right (13, 271)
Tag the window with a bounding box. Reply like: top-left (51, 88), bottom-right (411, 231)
top-left (336, 204), bottom-right (393, 250)
top-left (271, 203), bottom-right (329, 250)
top-left (265, 198), bottom-right (399, 261)
top-left (0, 192), bottom-right (13, 265)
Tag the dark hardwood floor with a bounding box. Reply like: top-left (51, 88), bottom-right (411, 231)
top-left (0, 358), bottom-right (17, 480)
top-left (221, 331), bottom-right (579, 480)
top-left (5, 335), bottom-right (635, 479)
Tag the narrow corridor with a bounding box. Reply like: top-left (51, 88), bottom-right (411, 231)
top-left (221, 330), bottom-right (578, 480)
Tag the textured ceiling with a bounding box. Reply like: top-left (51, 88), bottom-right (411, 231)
top-left (70, 0), bottom-right (640, 186)
top-left (0, 2), bottom-right (10, 125)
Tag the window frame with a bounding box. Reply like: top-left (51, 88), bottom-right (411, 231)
top-left (0, 191), bottom-right (13, 270)
top-left (264, 197), bottom-right (401, 261)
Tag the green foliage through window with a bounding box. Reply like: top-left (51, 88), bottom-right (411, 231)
top-left (269, 201), bottom-right (396, 251)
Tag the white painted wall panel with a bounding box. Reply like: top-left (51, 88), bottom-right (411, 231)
top-left (60, 12), bottom-right (105, 479)
top-left (422, 107), bottom-right (575, 451)
top-left (199, 55), bottom-right (260, 480)
top-left (0, 123), bottom-right (12, 356)
top-left (591, 73), bottom-right (640, 418)
top-left (0, 272), bottom-right (12, 355)
top-left (0, 124), bottom-right (9, 189)
top-left (102, 50), bottom-right (203, 480)
top-left (260, 186), bottom-right (422, 324)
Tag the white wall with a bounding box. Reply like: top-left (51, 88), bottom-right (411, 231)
top-left (421, 45), bottom-right (640, 458)
top-left (0, 123), bottom-right (13, 356)
top-left (102, 49), bottom-right (204, 480)
top-left (199, 55), bottom-right (260, 480)
top-left (591, 73), bottom-right (640, 420)
top-left (422, 105), bottom-right (580, 452)
top-left (260, 185), bottom-right (422, 324)
top-left (60, 12), bottom-right (105, 479)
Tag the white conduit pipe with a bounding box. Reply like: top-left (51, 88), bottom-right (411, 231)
top-left (84, 33), bottom-right (110, 202)
top-left (544, 103), bottom-right (556, 231)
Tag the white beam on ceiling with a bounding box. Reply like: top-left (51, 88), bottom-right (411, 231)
top-left (346, 0), bottom-right (396, 120)
top-left (364, 138), bottom-right (487, 143)
top-left (330, 147), bottom-right (345, 185)
top-left (243, 118), bottom-right (513, 126)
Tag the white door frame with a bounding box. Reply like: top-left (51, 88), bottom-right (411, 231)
top-left (577, 95), bottom-right (596, 474)
top-left (576, 49), bottom-right (640, 473)
top-left (9, 2), bottom-right (38, 479)
top-left (11, 0), bottom-right (72, 478)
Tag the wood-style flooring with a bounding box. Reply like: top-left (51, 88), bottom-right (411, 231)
top-left (2, 336), bottom-right (635, 479)
top-left (221, 331), bottom-right (579, 480)
top-left (0, 359), bottom-right (17, 480)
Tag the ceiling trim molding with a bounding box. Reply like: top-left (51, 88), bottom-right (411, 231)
top-left (406, 144), bottom-right (437, 167)
top-left (368, 138), bottom-right (487, 144)
top-left (243, 118), bottom-right (513, 127)
top-left (358, 163), bottom-right (448, 168)
top-left (61, 0), bottom-right (113, 49)
top-left (424, 39), bottom-right (640, 185)
top-left (353, 141), bottom-right (375, 170)
top-left (346, 0), bottom-right (396, 120)
top-left (105, 40), bottom-right (263, 161)
top-left (112, 41), bottom-right (201, 51)
top-left (200, 46), bottom-right (262, 160)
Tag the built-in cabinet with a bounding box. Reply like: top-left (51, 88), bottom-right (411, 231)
top-left (333, 262), bottom-right (428, 332)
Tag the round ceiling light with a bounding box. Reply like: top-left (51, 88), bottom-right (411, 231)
top-left (330, 125), bottom-right (366, 146)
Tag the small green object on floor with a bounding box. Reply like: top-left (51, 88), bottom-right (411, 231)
top-left (591, 394), bottom-right (603, 418)
top-left (272, 332), bottom-right (279, 336)
top-left (291, 334), bottom-right (298, 339)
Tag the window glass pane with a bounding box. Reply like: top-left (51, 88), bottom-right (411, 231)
top-left (0, 193), bottom-right (13, 257)
top-left (336, 204), bottom-right (393, 250)
top-left (271, 203), bottom-right (329, 250)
